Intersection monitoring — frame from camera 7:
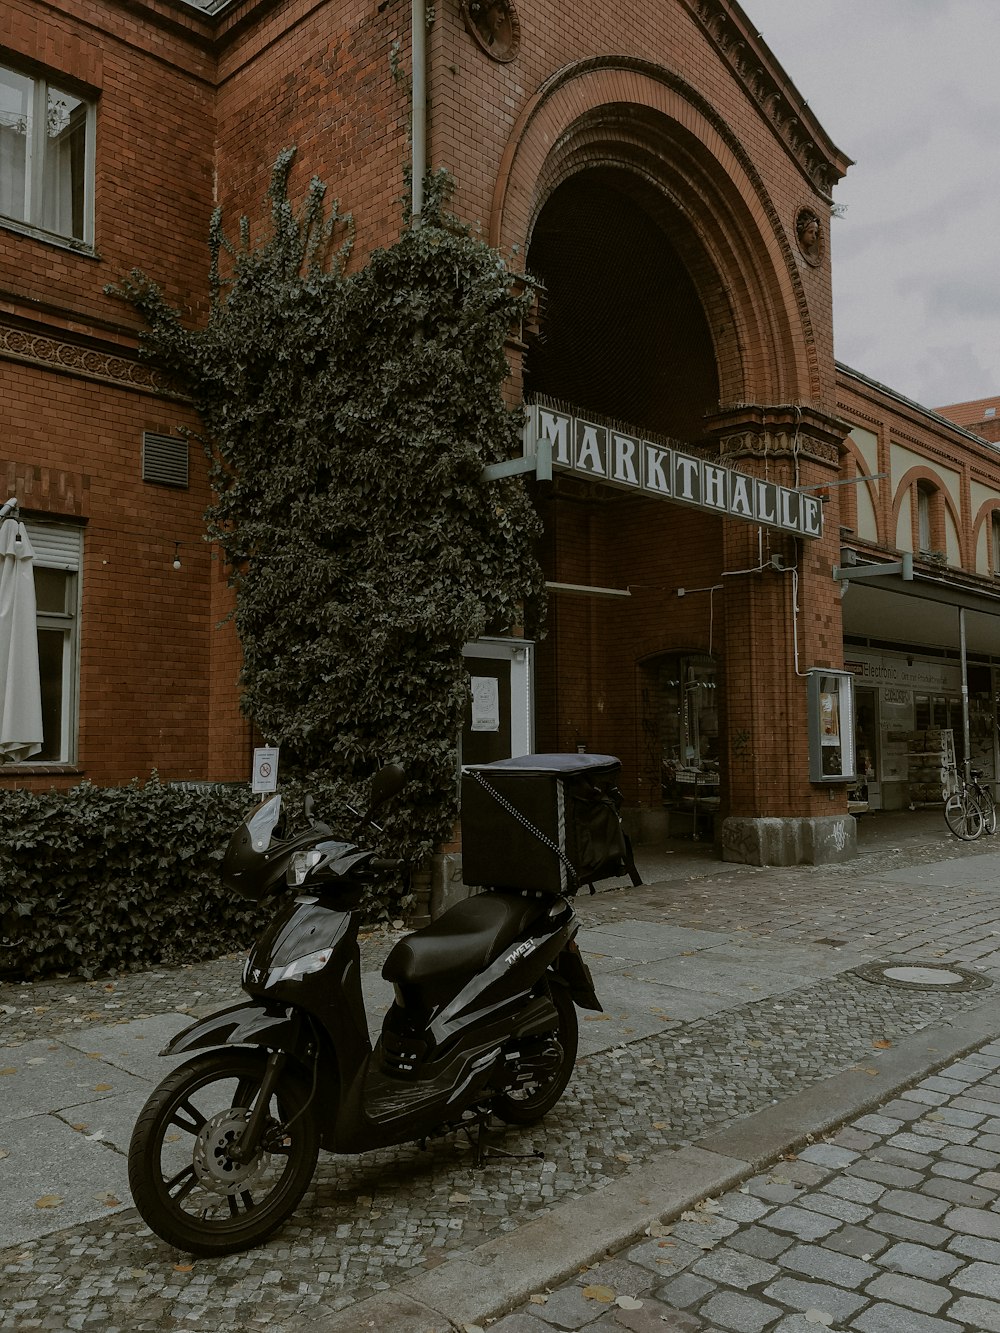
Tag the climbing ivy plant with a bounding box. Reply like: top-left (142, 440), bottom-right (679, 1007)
top-left (109, 153), bottom-right (544, 872)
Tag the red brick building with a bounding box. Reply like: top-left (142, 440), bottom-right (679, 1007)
top-left (2, 0), bottom-right (998, 866)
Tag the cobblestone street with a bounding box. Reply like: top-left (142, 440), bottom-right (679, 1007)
top-left (492, 1040), bottom-right (1000, 1332)
top-left (3, 813), bottom-right (1000, 1331)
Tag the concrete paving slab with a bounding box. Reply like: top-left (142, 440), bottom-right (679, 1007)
top-left (628, 953), bottom-right (815, 1000)
top-left (58, 1013), bottom-right (192, 1080)
top-left (0, 1038), bottom-right (149, 1122)
top-left (697, 938), bottom-right (866, 978)
top-left (361, 971), bottom-right (394, 1042)
top-left (581, 921), bottom-right (737, 952)
top-left (54, 1083), bottom-right (156, 1156)
top-left (0, 1112), bottom-right (131, 1248)
top-left (585, 970), bottom-right (735, 1038)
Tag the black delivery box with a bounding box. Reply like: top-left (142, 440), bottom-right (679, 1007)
top-left (461, 753), bottom-right (628, 894)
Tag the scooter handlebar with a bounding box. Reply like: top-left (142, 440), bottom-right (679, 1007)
top-left (368, 857), bottom-right (405, 873)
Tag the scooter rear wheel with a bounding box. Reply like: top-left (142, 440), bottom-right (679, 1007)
top-left (492, 980), bottom-right (578, 1126)
top-left (128, 1049), bottom-right (319, 1257)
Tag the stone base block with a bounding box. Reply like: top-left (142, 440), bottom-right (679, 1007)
top-left (721, 814), bottom-right (857, 866)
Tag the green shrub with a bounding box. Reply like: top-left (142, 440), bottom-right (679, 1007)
top-left (0, 779), bottom-right (267, 979)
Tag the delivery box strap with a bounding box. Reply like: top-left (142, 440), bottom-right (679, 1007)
top-left (469, 769), bottom-right (579, 889)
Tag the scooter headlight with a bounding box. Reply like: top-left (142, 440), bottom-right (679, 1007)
top-left (267, 948), bottom-right (332, 985)
top-left (288, 849), bottom-right (324, 887)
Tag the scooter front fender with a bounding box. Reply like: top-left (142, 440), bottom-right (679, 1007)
top-left (161, 1001), bottom-right (305, 1059)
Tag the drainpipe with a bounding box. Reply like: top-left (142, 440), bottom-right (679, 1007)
top-left (411, 0), bottom-right (426, 226)
top-left (959, 606), bottom-right (971, 782)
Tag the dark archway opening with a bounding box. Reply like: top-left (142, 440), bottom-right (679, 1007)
top-left (525, 170), bottom-right (726, 820)
top-left (524, 170), bottom-right (719, 442)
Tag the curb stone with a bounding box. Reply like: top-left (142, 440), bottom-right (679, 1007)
top-left (306, 991), bottom-right (1000, 1332)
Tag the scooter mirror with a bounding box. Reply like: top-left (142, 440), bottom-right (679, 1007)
top-left (369, 763), bottom-right (406, 810)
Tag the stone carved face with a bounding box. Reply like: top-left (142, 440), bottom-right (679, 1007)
top-left (796, 211), bottom-right (821, 260)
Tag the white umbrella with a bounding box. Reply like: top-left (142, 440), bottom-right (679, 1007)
top-left (0, 504), bottom-right (44, 762)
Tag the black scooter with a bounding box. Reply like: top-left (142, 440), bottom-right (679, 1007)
top-left (127, 764), bottom-right (603, 1256)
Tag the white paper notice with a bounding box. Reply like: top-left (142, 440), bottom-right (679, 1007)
top-left (471, 676), bottom-right (500, 732)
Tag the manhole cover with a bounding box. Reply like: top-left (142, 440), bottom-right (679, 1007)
top-left (853, 960), bottom-right (992, 992)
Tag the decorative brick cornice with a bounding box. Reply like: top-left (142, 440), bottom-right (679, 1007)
top-left (685, 0), bottom-right (852, 197)
top-left (708, 403), bottom-right (846, 469)
top-left (493, 54), bottom-right (829, 398)
top-left (0, 319), bottom-right (185, 399)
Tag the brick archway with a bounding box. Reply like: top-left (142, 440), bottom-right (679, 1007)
top-left (490, 57), bottom-right (817, 405)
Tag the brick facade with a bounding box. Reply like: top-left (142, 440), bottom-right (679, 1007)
top-left (2, 0), bottom-right (997, 863)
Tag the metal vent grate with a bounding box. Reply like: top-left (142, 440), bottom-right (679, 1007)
top-left (142, 432), bottom-right (189, 488)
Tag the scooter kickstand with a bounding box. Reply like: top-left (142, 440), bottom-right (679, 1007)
top-left (467, 1107), bottom-right (544, 1170)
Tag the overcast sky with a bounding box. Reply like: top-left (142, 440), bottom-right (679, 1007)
top-left (742, 0), bottom-right (1000, 411)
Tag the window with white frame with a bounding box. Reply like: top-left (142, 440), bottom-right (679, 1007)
top-left (25, 521), bottom-right (82, 764)
top-left (0, 61), bottom-right (95, 246)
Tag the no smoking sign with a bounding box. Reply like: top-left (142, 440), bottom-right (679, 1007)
top-left (251, 746), bottom-right (280, 794)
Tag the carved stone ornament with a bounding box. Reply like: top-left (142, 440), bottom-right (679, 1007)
top-left (0, 319), bottom-right (183, 399)
top-left (795, 208), bottom-right (823, 266)
top-left (690, 0), bottom-right (848, 197)
top-left (461, 0), bottom-right (521, 62)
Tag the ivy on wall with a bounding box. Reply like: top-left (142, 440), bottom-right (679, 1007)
top-left (108, 155), bottom-right (544, 872)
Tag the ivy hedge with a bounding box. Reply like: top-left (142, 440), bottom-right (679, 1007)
top-left (0, 779), bottom-right (265, 979)
top-left (107, 157), bottom-right (545, 907)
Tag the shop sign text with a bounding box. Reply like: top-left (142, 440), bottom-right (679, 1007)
top-left (525, 405), bottom-right (823, 539)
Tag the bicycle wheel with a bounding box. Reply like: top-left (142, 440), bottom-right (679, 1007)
top-left (945, 793), bottom-right (983, 840)
top-left (978, 785), bottom-right (998, 835)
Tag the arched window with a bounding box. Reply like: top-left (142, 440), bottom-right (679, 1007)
top-left (917, 482), bottom-right (933, 554)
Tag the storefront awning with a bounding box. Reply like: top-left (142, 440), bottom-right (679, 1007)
top-left (841, 564), bottom-right (1000, 658)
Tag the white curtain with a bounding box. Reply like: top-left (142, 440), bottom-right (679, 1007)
top-left (0, 520), bottom-right (43, 762)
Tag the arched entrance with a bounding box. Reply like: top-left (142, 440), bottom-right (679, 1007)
top-left (494, 61), bottom-right (853, 863)
top-left (525, 170), bottom-right (718, 442)
top-left (524, 164), bottom-right (728, 826)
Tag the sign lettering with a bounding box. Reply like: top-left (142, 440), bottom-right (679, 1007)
top-left (525, 405), bottom-right (823, 539)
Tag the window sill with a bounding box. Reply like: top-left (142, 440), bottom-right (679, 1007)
top-left (0, 216), bottom-right (98, 259)
top-left (0, 764), bottom-right (83, 778)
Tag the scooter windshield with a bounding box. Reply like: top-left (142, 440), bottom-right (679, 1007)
top-left (247, 794), bottom-right (282, 852)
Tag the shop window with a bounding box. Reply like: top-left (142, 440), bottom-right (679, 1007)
top-left (648, 653), bottom-right (719, 794)
top-left (24, 521), bottom-right (82, 764)
top-left (0, 61), bottom-right (95, 246)
top-left (914, 694), bottom-right (962, 733)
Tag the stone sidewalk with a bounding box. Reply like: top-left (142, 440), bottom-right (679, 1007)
top-left (3, 811), bottom-right (1000, 1330)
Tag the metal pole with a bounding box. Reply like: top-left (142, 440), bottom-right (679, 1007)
top-left (960, 605), bottom-right (971, 782)
top-left (411, 0), bottom-right (426, 225)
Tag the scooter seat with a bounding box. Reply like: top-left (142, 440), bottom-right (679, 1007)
top-left (382, 891), bottom-right (551, 989)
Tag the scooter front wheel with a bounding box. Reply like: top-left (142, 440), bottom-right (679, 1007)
top-left (492, 980), bottom-right (578, 1126)
top-left (128, 1049), bottom-right (319, 1257)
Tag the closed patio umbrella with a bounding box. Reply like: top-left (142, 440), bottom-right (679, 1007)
top-left (0, 502), bottom-right (44, 762)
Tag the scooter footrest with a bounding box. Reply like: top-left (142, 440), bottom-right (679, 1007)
top-left (380, 1029), bottom-right (430, 1078)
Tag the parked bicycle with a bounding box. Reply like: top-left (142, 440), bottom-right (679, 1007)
top-left (944, 768), bottom-right (997, 841)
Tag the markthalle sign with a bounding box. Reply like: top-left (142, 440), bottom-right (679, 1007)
top-left (523, 404), bottom-right (823, 540)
